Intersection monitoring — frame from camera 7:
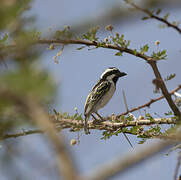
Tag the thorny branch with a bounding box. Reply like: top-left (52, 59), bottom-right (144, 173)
top-left (118, 84), bottom-right (181, 117)
top-left (37, 39), bottom-right (154, 61)
top-left (125, 0), bottom-right (181, 34)
top-left (148, 61), bottom-right (181, 118)
top-left (1, 117), bottom-right (176, 141)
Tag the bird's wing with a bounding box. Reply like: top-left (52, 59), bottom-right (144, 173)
top-left (84, 80), bottom-right (111, 115)
top-left (91, 79), bottom-right (103, 91)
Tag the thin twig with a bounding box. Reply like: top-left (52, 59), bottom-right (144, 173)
top-left (122, 90), bottom-right (134, 148)
top-left (1, 129), bottom-right (43, 140)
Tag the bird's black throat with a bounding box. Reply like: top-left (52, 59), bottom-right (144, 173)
top-left (112, 76), bottom-right (119, 84)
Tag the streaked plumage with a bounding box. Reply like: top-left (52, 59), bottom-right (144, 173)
top-left (84, 67), bottom-right (127, 134)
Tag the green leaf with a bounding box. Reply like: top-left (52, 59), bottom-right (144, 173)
top-left (138, 138), bottom-right (146, 144)
top-left (142, 16), bottom-right (149, 20)
top-left (140, 44), bottom-right (149, 54)
top-left (156, 8), bottom-right (162, 15)
top-left (145, 113), bottom-right (154, 121)
top-left (158, 24), bottom-right (167, 29)
top-left (151, 49), bottom-right (167, 60)
top-left (54, 27), bottom-right (72, 39)
top-left (115, 51), bottom-right (122, 56)
top-left (133, 49), bottom-right (137, 55)
top-left (0, 33), bottom-right (8, 44)
top-left (76, 46), bottom-right (86, 50)
top-left (82, 26), bottom-right (99, 41)
top-left (164, 73), bottom-right (176, 81)
top-left (164, 111), bottom-right (173, 116)
top-left (163, 13), bottom-right (170, 20)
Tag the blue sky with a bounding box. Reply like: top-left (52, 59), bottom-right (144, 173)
top-left (1, 0), bottom-right (181, 179)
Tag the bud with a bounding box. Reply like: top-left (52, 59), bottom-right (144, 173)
top-left (155, 40), bottom-right (160, 46)
top-left (115, 32), bottom-right (119, 38)
top-left (70, 139), bottom-right (77, 146)
top-left (138, 115), bottom-right (144, 120)
top-left (104, 37), bottom-right (109, 42)
top-left (49, 44), bottom-right (55, 50)
top-left (57, 49), bottom-right (63, 56)
top-left (105, 24), bottom-right (113, 31)
top-left (64, 25), bottom-right (70, 30)
top-left (53, 56), bottom-right (59, 64)
top-left (111, 113), bottom-right (116, 121)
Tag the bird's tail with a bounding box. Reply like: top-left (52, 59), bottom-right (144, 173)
top-left (84, 115), bottom-right (90, 135)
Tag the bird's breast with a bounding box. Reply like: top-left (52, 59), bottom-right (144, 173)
top-left (95, 83), bottom-right (116, 110)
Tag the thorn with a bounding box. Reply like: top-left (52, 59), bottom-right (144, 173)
top-left (123, 132), bottom-right (134, 149)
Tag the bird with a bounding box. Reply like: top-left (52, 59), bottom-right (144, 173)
top-left (84, 67), bottom-right (127, 134)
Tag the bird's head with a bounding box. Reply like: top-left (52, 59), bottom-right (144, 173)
top-left (100, 67), bottom-right (127, 84)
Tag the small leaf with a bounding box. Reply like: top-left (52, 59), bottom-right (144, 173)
top-left (138, 138), bottom-right (146, 144)
top-left (164, 111), bottom-right (173, 116)
top-left (115, 52), bottom-right (122, 56)
top-left (158, 24), bottom-right (167, 29)
top-left (133, 49), bottom-right (137, 55)
top-left (163, 13), bottom-right (170, 20)
top-left (0, 33), bottom-right (8, 43)
top-left (164, 73), bottom-right (176, 81)
top-left (140, 44), bottom-right (149, 54)
top-left (142, 16), bottom-right (149, 20)
top-left (156, 8), bottom-right (161, 15)
top-left (76, 46), bottom-right (85, 50)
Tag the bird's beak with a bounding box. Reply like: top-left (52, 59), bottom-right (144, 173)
top-left (119, 72), bottom-right (127, 77)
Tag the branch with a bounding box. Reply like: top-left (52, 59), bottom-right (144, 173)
top-left (148, 61), bottom-right (181, 117)
top-left (38, 39), bottom-right (154, 61)
top-left (1, 129), bottom-right (43, 140)
top-left (118, 84), bottom-right (181, 117)
top-left (126, 0), bottom-right (181, 34)
top-left (1, 117), bottom-right (176, 141)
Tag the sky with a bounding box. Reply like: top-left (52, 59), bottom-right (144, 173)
top-left (1, 0), bottom-right (181, 180)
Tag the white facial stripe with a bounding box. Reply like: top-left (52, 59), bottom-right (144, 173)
top-left (106, 74), bottom-right (116, 81)
top-left (100, 68), bottom-right (118, 79)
